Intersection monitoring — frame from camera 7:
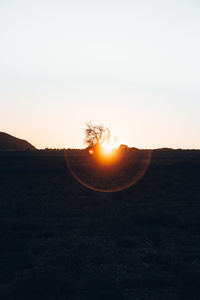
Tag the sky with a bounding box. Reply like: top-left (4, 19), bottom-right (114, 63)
top-left (0, 0), bottom-right (200, 149)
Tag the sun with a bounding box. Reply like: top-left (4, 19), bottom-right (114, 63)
top-left (101, 141), bottom-right (120, 155)
top-left (102, 143), bottom-right (113, 154)
top-left (88, 141), bottom-right (120, 157)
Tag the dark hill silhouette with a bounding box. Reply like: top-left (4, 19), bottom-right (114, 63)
top-left (0, 132), bottom-right (35, 150)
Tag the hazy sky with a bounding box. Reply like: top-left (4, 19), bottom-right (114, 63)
top-left (1, 0), bottom-right (200, 149)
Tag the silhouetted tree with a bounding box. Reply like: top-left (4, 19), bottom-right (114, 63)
top-left (84, 121), bottom-right (110, 148)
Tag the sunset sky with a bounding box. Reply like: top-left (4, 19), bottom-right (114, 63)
top-left (1, 0), bottom-right (200, 149)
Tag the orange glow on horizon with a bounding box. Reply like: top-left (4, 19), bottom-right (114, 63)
top-left (95, 143), bottom-right (120, 166)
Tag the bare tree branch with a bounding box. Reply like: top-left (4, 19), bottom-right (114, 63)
top-left (84, 121), bottom-right (111, 148)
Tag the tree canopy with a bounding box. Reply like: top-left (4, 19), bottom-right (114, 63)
top-left (84, 121), bottom-right (110, 148)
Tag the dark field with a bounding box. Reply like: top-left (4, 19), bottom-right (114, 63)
top-left (0, 149), bottom-right (200, 300)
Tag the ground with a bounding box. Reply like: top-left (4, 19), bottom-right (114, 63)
top-left (0, 149), bottom-right (200, 300)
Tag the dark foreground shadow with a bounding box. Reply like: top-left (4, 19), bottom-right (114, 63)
top-left (0, 149), bottom-right (200, 299)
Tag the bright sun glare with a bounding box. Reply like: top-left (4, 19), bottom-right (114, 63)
top-left (101, 141), bottom-right (120, 155)
top-left (88, 143), bottom-right (116, 156)
top-left (102, 143), bottom-right (113, 154)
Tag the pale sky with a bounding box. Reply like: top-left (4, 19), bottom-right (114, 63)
top-left (1, 0), bottom-right (200, 149)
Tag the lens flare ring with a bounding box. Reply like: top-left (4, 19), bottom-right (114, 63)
top-left (64, 147), bottom-right (152, 193)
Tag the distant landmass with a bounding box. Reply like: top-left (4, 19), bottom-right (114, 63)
top-left (0, 132), bottom-right (35, 150)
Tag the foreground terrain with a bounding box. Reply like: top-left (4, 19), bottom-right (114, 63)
top-left (0, 149), bottom-right (200, 300)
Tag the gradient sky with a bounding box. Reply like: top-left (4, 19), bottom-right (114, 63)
top-left (1, 0), bottom-right (200, 149)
